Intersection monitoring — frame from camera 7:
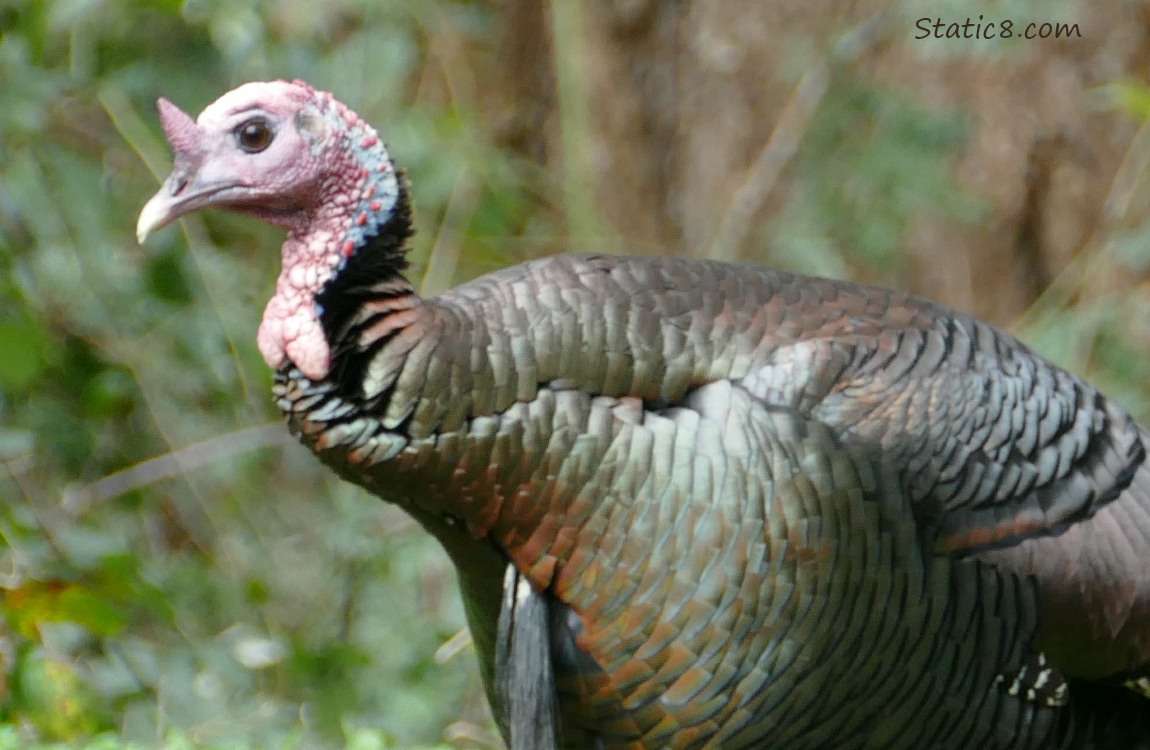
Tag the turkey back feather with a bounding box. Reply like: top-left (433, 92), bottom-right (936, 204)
top-left (271, 251), bottom-right (1150, 749)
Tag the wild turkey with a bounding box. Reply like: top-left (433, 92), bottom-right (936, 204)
top-left (136, 80), bottom-right (1150, 749)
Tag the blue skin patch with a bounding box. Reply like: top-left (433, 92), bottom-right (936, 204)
top-left (309, 96), bottom-right (401, 269)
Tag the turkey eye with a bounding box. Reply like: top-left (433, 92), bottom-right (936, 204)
top-left (236, 119), bottom-right (273, 153)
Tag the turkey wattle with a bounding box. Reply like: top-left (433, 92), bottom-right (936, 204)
top-left (137, 80), bottom-right (1150, 749)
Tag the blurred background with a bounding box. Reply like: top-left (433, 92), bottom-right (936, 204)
top-left (1, 1), bottom-right (1149, 748)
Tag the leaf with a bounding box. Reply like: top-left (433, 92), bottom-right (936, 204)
top-left (12, 648), bottom-right (111, 740)
top-left (1103, 79), bottom-right (1150, 120)
top-left (3, 579), bottom-right (127, 639)
top-left (0, 322), bottom-right (46, 392)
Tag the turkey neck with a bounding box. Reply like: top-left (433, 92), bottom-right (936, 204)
top-left (312, 176), bottom-right (416, 397)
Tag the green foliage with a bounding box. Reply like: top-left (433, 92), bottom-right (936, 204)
top-left (769, 75), bottom-right (987, 281)
top-left (0, 724), bottom-right (453, 750)
top-left (1, 1), bottom-right (523, 748)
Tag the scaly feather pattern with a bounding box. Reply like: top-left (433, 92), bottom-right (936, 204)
top-left (139, 81), bottom-right (1150, 749)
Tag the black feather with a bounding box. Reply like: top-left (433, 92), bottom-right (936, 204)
top-left (316, 174), bottom-right (415, 399)
top-left (496, 564), bottom-right (561, 750)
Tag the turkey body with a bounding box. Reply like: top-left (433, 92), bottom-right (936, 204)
top-left (136, 81), bottom-right (1150, 749)
top-left (276, 254), bottom-right (1150, 749)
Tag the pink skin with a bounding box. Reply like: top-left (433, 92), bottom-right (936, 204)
top-left (137, 81), bottom-right (390, 381)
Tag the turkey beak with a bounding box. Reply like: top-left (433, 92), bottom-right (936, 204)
top-left (135, 159), bottom-right (232, 245)
top-left (137, 167), bottom-right (197, 243)
top-left (137, 98), bottom-right (213, 244)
